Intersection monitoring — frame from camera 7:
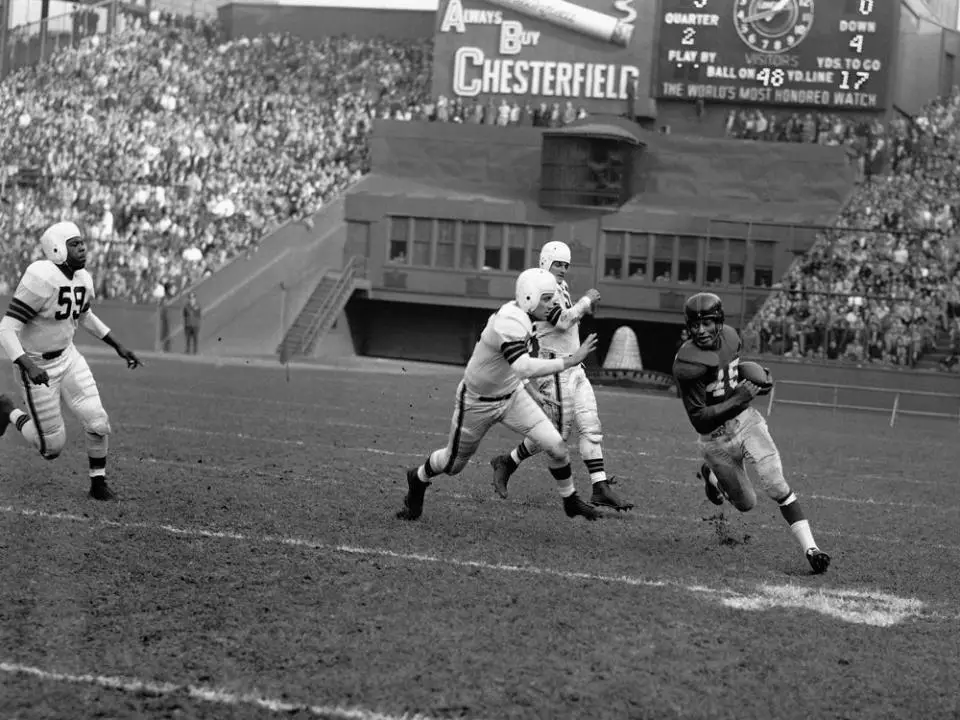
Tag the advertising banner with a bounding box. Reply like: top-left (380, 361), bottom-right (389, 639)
top-left (431, 0), bottom-right (657, 112)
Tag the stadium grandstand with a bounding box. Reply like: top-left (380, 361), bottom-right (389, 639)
top-left (1, 0), bottom-right (960, 378)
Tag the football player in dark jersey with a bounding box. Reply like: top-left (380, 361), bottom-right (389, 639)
top-left (673, 292), bottom-right (831, 574)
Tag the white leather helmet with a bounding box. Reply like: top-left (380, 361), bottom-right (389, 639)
top-left (539, 240), bottom-right (571, 271)
top-left (515, 267), bottom-right (558, 313)
top-left (40, 221), bottom-right (81, 264)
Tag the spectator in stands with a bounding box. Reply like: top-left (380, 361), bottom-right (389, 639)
top-left (183, 291), bottom-right (202, 355)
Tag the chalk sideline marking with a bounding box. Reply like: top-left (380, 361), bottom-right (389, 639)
top-left (0, 661), bottom-right (438, 720)
top-left (2, 505), bottom-right (947, 628)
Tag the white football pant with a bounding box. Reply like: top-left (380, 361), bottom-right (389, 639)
top-left (426, 380), bottom-right (570, 476)
top-left (13, 344), bottom-right (111, 460)
top-left (697, 407), bottom-right (790, 510)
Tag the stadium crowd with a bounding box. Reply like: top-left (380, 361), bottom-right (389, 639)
top-left (2, 9), bottom-right (959, 369)
top-left (742, 92), bottom-right (960, 368)
top-left (0, 9), bottom-right (432, 302)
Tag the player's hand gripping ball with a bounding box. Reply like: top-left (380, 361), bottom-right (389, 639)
top-left (738, 361), bottom-right (773, 396)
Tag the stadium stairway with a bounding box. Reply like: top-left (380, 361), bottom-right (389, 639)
top-left (276, 256), bottom-right (362, 364)
top-left (161, 181), bottom-right (372, 358)
top-left (914, 327), bottom-right (955, 370)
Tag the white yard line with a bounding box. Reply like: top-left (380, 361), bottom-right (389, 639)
top-left (1, 504), bottom-right (953, 627)
top-left (0, 661), bottom-right (440, 720)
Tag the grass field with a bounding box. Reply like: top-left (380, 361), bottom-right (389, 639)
top-left (1, 352), bottom-right (958, 720)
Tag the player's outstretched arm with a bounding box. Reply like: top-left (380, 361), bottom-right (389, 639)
top-left (102, 333), bottom-right (143, 369)
top-left (506, 333), bottom-right (598, 380)
top-left (546, 289), bottom-right (601, 331)
top-left (79, 309), bottom-right (142, 369)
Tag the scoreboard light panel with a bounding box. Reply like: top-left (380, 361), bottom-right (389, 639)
top-left (656, 0), bottom-right (896, 110)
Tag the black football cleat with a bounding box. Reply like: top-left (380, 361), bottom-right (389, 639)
top-left (563, 492), bottom-right (600, 521)
top-left (698, 463), bottom-right (725, 506)
top-left (396, 467), bottom-right (430, 521)
top-left (806, 548), bottom-right (831, 574)
top-left (590, 480), bottom-right (634, 511)
top-left (0, 394), bottom-right (14, 437)
top-left (489, 454), bottom-right (516, 499)
top-left (89, 477), bottom-right (117, 501)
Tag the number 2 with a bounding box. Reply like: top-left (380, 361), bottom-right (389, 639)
top-left (706, 359), bottom-right (739, 397)
top-left (681, 27), bottom-right (696, 45)
top-left (55, 286), bottom-right (87, 320)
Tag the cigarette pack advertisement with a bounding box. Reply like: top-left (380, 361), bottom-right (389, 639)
top-left (431, 0), bottom-right (657, 113)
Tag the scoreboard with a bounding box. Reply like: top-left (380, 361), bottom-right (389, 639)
top-left (656, 0), bottom-right (897, 110)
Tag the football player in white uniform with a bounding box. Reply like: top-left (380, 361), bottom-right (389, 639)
top-left (0, 221), bottom-right (142, 501)
top-left (488, 241), bottom-right (633, 511)
top-left (397, 267), bottom-right (601, 522)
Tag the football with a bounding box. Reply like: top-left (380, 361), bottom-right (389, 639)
top-left (739, 361), bottom-right (773, 395)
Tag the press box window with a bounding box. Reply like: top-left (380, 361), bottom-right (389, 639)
top-left (483, 224), bottom-right (503, 270)
top-left (436, 219), bottom-right (455, 269)
top-left (388, 217), bottom-right (410, 264)
top-left (604, 232), bottom-right (624, 279)
top-left (677, 236), bottom-right (698, 283)
top-left (627, 233), bottom-right (648, 279)
top-left (460, 221), bottom-right (480, 270)
top-left (412, 218), bottom-right (432, 266)
top-left (753, 241), bottom-right (775, 287)
top-left (728, 239), bottom-right (746, 286)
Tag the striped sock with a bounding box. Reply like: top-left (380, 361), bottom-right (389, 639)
top-left (89, 455), bottom-right (107, 480)
top-left (584, 457), bottom-right (606, 484)
top-left (510, 440), bottom-right (534, 466)
top-left (548, 464), bottom-right (575, 497)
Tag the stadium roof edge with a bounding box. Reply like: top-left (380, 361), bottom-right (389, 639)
top-left (218, 0), bottom-right (439, 9)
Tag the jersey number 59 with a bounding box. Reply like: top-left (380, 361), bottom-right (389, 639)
top-left (706, 359), bottom-right (739, 397)
top-left (55, 286), bottom-right (88, 321)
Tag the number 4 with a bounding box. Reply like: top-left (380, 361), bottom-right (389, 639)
top-left (849, 34), bottom-right (863, 54)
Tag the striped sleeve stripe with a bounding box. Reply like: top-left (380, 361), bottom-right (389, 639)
top-left (546, 306), bottom-right (562, 325)
top-left (501, 340), bottom-right (528, 364)
top-left (5, 308), bottom-right (32, 323)
top-left (8, 298), bottom-right (38, 321)
top-left (5, 307), bottom-right (33, 324)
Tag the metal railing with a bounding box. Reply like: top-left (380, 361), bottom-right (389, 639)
top-left (280, 255), bottom-right (361, 363)
top-left (765, 380), bottom-right (960, 427)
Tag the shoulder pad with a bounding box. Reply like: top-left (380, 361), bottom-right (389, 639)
top-left (77, 270), bottom-right (96, 295)
top-left (494, 302), bottom-right (532, 343)
top-left (20, 261), bottom-right (59, 296)
top-left (673, 356), bottom-right (710, 382)
top-left (675, 340), bottom-right (720, 368)
top-left (720, 325), bottom-right (741, 351)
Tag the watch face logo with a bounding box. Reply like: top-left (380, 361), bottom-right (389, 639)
top-left (735, 0), bottom-right (814, 54)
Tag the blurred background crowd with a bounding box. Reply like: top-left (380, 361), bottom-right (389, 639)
top-left (1, 8), bottom-right (959, 369)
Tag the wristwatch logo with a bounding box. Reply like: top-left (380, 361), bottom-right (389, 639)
top-left (735, 0), bottom-right (814, 54)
